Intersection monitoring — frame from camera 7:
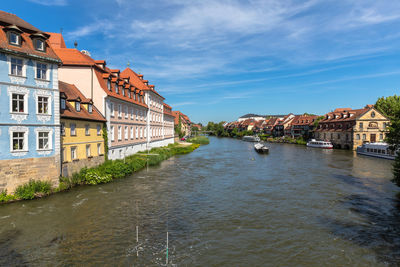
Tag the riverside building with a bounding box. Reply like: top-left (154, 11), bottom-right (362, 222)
top-left (314, 105), bottom-right (389, 150)
top-left (0, 11), bottom-right (61, 192)
top-left (59, 81), bottom-right (106, 176)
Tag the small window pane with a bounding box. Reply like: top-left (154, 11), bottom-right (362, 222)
top-left (38, 96), bottom-right (48, 114)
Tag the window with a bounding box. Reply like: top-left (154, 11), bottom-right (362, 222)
top-left (107, 80), bottom-right (111, 91)
top-left (128, 90), bottom-right (131, 98)
top-left (110, 102), bottom-right (115, 117)
top-left (61, 122), bottom-right (65, 136)
top-left (140, 127), bottom-right (143, 138)
top-left (111, 126), bottom-right (115, 141)
top-left (362, 134), bottom-right (366, 140)
top-left (136, 110), bottom-right (138, 120)
top-left (36, 63), bottom-right (47, 80)
top-left (9, 32), bottom-right (20, 45)
top-left (131, 108), bottom-right (134, 119)
top-left (356, 134), bottom-right (360, 140)
top-left (97, 143), bottom-right (102, 155)
top-left (115, 83), bottom-right (119, 94)
top-left (122, 88), bottom-right (125, 96)
top-left (71, 146), bottom-right (77, 160)
top-left (380, 133), bottom-right (383, 140)
top-left (70, 123), bottom-right (76, 136)
top-left (12, 93), bottom-right (24, 113)
top-left (136, 127), bottom-right (138, 139)
top-left (125, 106), bottom-right (128, 119)
top-left (88, 104), bottom-right (93, 113)
top-left (359, 122), bottom-right (363, 129)
top-left (85, 124), bottom-right (90, 136)
top-left (11, 58), bottom-right (23, 76)
top-left (371, 111), bottom-right (375, 118)
top-left (118, 104), bottom-right (122, 118)
top-left (12, 132), bottom-right (25, 151)
top-left (34, 39), bottom-right (45, 51)
top-left (125, 126), bottom-right (128, 140)
top-left (37, 96), bottom-right (48, 114)
top-left (118, 126), bottom-right (122, 140)
top-left (38, 132), bottom-right (49, 150)
top-left (61, 98), bottom-right (66, 110)
top-left (130, 127), bottom-right (134, 139)
top-left (97, 125), bottom-right (101, 136)
top-left (76, 101), bottom-right (81, 112)
top-left (86, 144), bottom-right (91, 157)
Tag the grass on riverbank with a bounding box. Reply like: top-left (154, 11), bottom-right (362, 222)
top-left (185, 136), bottom-right (210, 145)
top-left (0, 143), bottom-right (200, 204)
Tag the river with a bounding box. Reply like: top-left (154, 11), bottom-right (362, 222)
top-left (0, 137), bottom-right (399, 266)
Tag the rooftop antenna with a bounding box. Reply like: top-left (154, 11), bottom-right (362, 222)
top-left (74, 41), bottom-right (78, 49)
top-left (127, 61), bottom-right (130, 67)
top-left (60, 27), bottom-right (63, 34)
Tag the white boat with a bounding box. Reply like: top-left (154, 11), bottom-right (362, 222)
top-left (306, 139), bottom-right (333, 149)
top-left (356, 142), bottom-right (395, 160)
top-left (243, 135), bottom-right (260, 142)
top-left (254, 143), bottom-right (269, 153)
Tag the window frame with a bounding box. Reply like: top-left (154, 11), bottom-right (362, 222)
top-left (85, 124), bottom-right (90, 136)
top-left (36, 62), bottom-right (48, 80)
top-left (37, 95), bottom-right (50, 115)
top-left (70, 123), bottom-right (76, 136)
top-left (71, 146), bottom-right (77, 160)
top-left (97, 124), bottom-right (101, 136)
top-left (8, 31), bottom-right (21, 46)
top-left (11, 93), bottom-right (26, 114)
top-left (37, 131), bottom-right (51, 151)
top-left (86, 144), bottom-right (91, 157)
top-left (10, 57), bottom-right (24, 77)
top-left (34, 38), bottom-right (46, 52)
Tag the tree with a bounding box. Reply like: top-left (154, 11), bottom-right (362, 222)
top-left (375, 95), bottom-right (400, 120)
top-left (375, 95), bottom-right (400, 185)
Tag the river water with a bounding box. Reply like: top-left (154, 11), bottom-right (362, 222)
top-left (0, 137), bottom-right (399, 266)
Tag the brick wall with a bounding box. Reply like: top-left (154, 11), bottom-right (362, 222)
top-left (0, 156), bottom-right (60, 193)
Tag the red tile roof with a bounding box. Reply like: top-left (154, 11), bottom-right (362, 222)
top-left (59, 81), bottom-right (106, 122)
top-left (0, 12), bottom-right (60, 62)
top-left (163, 103), bottom-right (174, 116)
top-left (53, 47), bottom-right (96, 66)
top-left (46, 32), bottom-right (66, 49)
top-left (121, 67), bottom-right (165, 99)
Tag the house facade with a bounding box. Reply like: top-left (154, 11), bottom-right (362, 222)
top-left (315, 105), bottom-right (389, 150)
top-left (163, 103), bottom-right (175, 140)
top-left (288, 115), bottom-right (318, 138)
top-left (173, 111), bottom-right (192, 137)
top-left (59, 81), bottom-right (106, 176)
top-left (121, 68), bottom-right (174, 148)
top-left (0, 11), bottom-right (61, 192)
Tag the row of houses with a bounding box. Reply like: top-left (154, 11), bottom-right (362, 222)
top-left (0, 11), bottom-right (178, 192)
top-left (172, 110), bottom-right (192, 137)
top-left (225, 105), bottom-right (390, 150)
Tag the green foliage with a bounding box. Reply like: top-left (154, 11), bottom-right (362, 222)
top-left (313, 116), bottom-right (324, 128)
top-left (102, 124), bottom-right (108, 160)
top-left (83, 169), bottom-right (112, 185)
top-left (392, 152), bottom-right (400, 186)
top-left (206, 121), bottom-right (229, 137)
top-left (375, 95), bottom-right (400, 120)
top-left (186, 136), bottom-right (210, 145)
top-left (0, 190), bottom-right (16, 203)
top-left (14, 180), bottom-right (52, 200)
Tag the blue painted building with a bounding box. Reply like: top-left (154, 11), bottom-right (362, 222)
top-left (0, 11), bottom-right (61, 192)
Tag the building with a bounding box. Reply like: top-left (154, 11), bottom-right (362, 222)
top-left (163, 103), bottom-right (175, 140)
top-left (314, 105), bottom-right (389, 150)
top-left (173, 111), bottom-right (192, 137)
top-left (0, 11), bottom-right (61, 192)
top-left (273, 114), bottom-right (295, 137)
top-left (59, 81), bottom-right (106, 176)
top-left (121, 67), bottom-right (174, 148)
top-left (288, 115), bottom-right (319, 138)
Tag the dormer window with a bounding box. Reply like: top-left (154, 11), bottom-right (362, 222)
top-left (76, 101), bottom-right (81, 112)
top-left (107, 79), bottom-right (111, 91)
top-left (61, 98), bottom-right (66, 110)
top-left (88, 104), bottom-right (93, 113)
top-left (128, 90), bottom-right (131, 98)
top-left (34, 39), bottom-right (45, 52)
top-left (122, 88), bottom-right (125, 96)
top-left (115, 83), bottom-right (119, 94)
top-left (9, 31), bottom-right (20, 46)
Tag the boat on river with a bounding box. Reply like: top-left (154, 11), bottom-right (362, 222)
top-left (356, 142), bottom-right (395, 160)
top-left (254, 143), bottom-right (269, 153)
top-left (306, 139), bottom-right (333, 149)
top-left (243, 135), bottom-right (260, 142)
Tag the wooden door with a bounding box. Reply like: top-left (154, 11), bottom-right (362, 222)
top-left (370, 134), bottom-right (376, 143)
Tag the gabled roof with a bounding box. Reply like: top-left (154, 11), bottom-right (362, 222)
top-left (0, 12), bottom-right (60, 62)
top-left (53, 47), bottom-right (96, 66)
top-left (121, 67), bottom-right (165, 99)
top-left (46, 32), bottom-right (66, 49)
top-left (59, 81), bottom-right (106, 122)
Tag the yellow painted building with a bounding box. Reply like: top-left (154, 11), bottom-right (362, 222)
top-left (59, 81), bottom-right (106, 176)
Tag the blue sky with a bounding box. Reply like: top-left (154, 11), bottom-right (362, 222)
top-left (4, 0), bottom-right (400, 124)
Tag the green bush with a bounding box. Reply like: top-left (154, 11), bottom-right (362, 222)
top-left (0, 190), bottom-right (16, 203)
top-left (84, 169), bottom-right (112, 185)
top-left (186, 136), bottom-right (210, 145)
top-left (14, 179), bottom-right (52, 200)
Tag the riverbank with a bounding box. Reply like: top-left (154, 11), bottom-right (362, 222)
top-left (0, 143), bottom-right (200, 204)
top-left (262, 136), bottom-right (307, 145)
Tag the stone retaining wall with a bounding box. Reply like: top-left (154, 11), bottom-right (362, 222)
top-left (61, 155), bottom-right (105, 177)
top-left (0, 156), bottom-right (60, 193)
